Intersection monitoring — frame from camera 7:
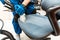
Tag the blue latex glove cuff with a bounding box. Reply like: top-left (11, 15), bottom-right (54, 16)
top-left (10, 0), bottom-right (19, 5)
top-left (14, 4), bottom-right (25, 15)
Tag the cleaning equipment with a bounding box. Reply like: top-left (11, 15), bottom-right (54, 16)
top-left (0, 0), bottom-right (15, 40)
top-left (0, 19), bottom-right (15, 40)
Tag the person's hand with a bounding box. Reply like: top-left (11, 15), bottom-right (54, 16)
top-left (14, 4), bottom-right (25, 15)
top-left (26, 3), bottom-right (35, 14)
top-left (0, 0), bottom-right (5, 4)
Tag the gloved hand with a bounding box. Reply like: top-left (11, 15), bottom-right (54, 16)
top-left (0, 0), bottom-right (5, 4)
top-left (26, 3), bottom-right (35, 14)
top-left (14, 4), bottom-right (25, 15)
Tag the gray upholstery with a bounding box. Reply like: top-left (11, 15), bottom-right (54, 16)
top-left (18, 14), bottom-right (60, 38)
top-left (41, 0), bottom-right (60, 11)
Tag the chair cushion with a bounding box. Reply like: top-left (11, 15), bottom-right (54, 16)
top-left (18, 14), bottom-right (54, 38)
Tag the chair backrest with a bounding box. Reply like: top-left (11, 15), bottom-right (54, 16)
top-left (47, 6), bottom-right (60, 36)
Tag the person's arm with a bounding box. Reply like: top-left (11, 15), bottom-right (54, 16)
top-left (0, 0), bottom-right (5, 4)
top-left (22, 0), bottom-right (30, 7)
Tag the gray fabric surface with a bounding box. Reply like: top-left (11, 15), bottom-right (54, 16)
top-left (41, 0), bottom-right (60, 11)
top-left (18, 14), bottom-right (60, 38)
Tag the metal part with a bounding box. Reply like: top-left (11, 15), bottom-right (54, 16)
top-left (0, 19), bottom-right (4, 30)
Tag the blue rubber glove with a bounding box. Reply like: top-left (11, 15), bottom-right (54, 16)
top-left (10, 0), bottom-right (19, 5)
top-left (0, 0), bottom-right (5, 4)
top-left (26, 3), bottom-right (35, 14)
top-left (14, 4), bottom-right (25, 15)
